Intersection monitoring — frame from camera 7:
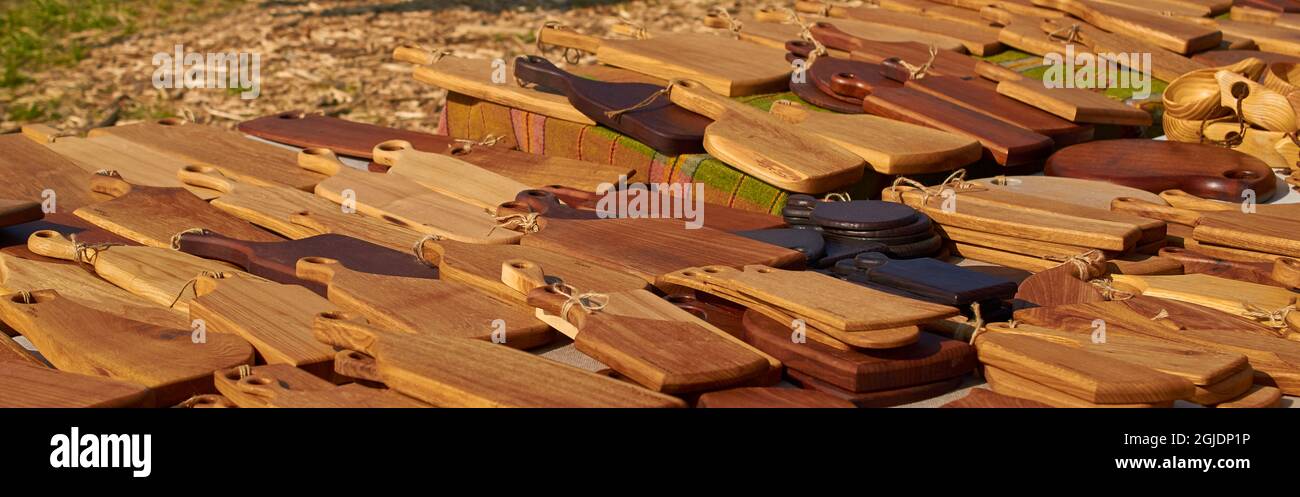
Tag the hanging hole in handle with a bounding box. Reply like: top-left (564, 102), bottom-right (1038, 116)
top-left (755, 268), bottom-right (772, 273)
top-left (31, 230), bottom-right (56, 239)
top-left (702, 267), bottom-right (721, 274)
top-left (665, 295), bottom-right (696, 304)
top-left (836, 72), bottom-right (856, 81)
top-left (813, 21), bottom-right (831, 29)
top-left (376, 142), bottom-right (406, 152)
top-left (300, 256), bottom-right (333, 265)
top-left (346, 351), bottom-right (367, 360)
top-left (509, 261), bottom-right (533, 270)
top-left (241, 376), bottom-right (272, 386)
top-left (317, 311), bottom-right (354, 321)
top-left (9, 292), bottom-right (52, 304)
top-left (1223, 169), bottom-right (1258, 179)
top-left (277, 112), bottom-right (304, 119)
top-left (223, 370), bottom-right (242, 381)
top-left (1230, 81), bottom-right (1250, 99)
top-left (302, 147), bottom-right (331, 156)
top-left (680, 271), bottom-right (697, 277)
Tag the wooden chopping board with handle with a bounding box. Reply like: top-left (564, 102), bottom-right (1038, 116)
top-left (191, 273), bottom-right (337, 377)
top-left (175, 164), bottom-right (329, 240)
top-left (503, 259), bottom-right (770, 394)
top-left (417, 236), bottom-right (647, 303)
top-left (312, 311), bottom-right (685, 407)
top-left (295, 256), bottom-right (553, 350)
top-left (26, 229), bottom-right (241, 313)
top-left (810, 22), bottom-right (981, 78)
top-left (23, 129), bottom-right (221, 200)
top-left (237, 112), bottom-right (632, 191)
top-left (0, 362), bottom-right (153, 408)
top-left (1159, 189), bottom-right (1300, 220)
top-left (0, 200), bottom-right (43, 229)
top-left (1159, 246), bottom-right (1300, 288)
top-left (0, 252), bottom-right (187, 328)
top-left (298, 148), bottom-right (521, 244)
top-left (1109, 273), bottom-right (1299, 319)
top-left (511, 184), bottom-right (786, 233)
top-left (537, 26), bottom-right (791, 96)
top-left (214, 364), bottom-right (427, 408)
top-left (797, 1), bottom-right (1001, 54)
top-left (372, 139), bottom-right (531, 211)
top-left (178, 230), bottom-right (435, 297)
top-left (973, 60), bottom-right (1153, 125)
top-left (727, 12), bottom-right (966, 52)
top-left (73, 174), bottom-right (282, 248)
top-left (0, 289), bottom-right (253, 406)
top-left (1038, 17), bottom-right (1207, 82)
top-left (88, 119), bottom-right (325, 191)
top-left (1031, 0), bottom-right (1222, 54)
top-left (0, 134), bottom-right (99, 212)
top-left (393, 47), bottom-right (594, 124)
top-left (1047, 140), bottom-right (1277, 202)
top-left (970, 175), bottom-right (1166, 210)
top-left (1112, 197), bottom-right (1300, 258)
top-left (665, 78), bottom-right (865, 193)
top-left (696, 387), bottom-right (856, 408)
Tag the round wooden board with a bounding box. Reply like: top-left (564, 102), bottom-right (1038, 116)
top-left (1044, 140), bottom-right (1277, 202)
top-left (811, 200), bottom-right (918, 230)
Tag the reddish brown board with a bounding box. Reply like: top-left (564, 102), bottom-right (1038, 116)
top-left (785, 40), bottom-right (903, 107)
top-left (790, 370), bottom-right (966, 407)
top-left (942, 387), bottom-right (1053, 408)
top-left (1045, 140), bottom-right (1277, 202)
top-left (72, 175), bottom-right (281, 249)
top-left (1191, 49), bottom-right (1300, 67)
top-left (508, 189), bottom-right (786, 233)
top-left (811, 22), bottom-right (981, 78)
top-left (0, 134), bottom-right (99, 212)
top-left (696, 387), bottom-right (857, 408)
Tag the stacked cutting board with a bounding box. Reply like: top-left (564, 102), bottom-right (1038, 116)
top-left (4, 0), bottom-right (1300, 408)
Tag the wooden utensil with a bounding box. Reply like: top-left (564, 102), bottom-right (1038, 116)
top-left (1047, 140), bottom-right (1276, 202)
top-left (190, 273), bottom-right (337, 377)
top-left (214, 364), bottom-right (427, 408)
top-left (296, 256), bottom-right (553, 350)
top-left (798, 1), bottom-right (1004, 54)
top-left (501, 259), bottom-right (770, 394)
top-left (1038, 17), bottom-right (1207, 82)
top-left (22, 129), bottom-right (221, 200)
top-left (298, 148), bottom-right (521, 244)
top-left (971, 175), bottom-right (1166, 210)
top-left (25, 230), bottom-right (239, 312)
top-left (88, 119), bottom-right (325, 191)
top-left (511, 55), bottom-right (708, 155)
top-left (1111, 198), bottom-right (1300, 258)
top-left (0, 289), bottom-right (253, 406)
top-left (696, 387), bottom-right (856, 408)
top-left (178, 231), bottom-right (435, 296)
top-left (1159, 189), bottom-right (1300, 220)
top-left (536, 26), bottom-right (790, 96)
top-left (766, 100), bottom-right (981, 175)
top-left (371, 139), bottom-right (531, 211)
top-left (1158, 246), bottom-right (1300, 288)
top-left (975, 63), bottom-right (1152, 127)
top-left (0, 134), bottom-right (99, 212)
top-left (312, 311), bottom-right (685, 407)
top-left (664, 79), bottom-right (864, 193)
top-left (1031, 0), bottom-right (1221, 54)
top-left (73, 174), bottom-right (281, 248)
top-left (0, 362), bottom-right (152, 408)
top-left (0, 252), bottom-right (187, 328)
top-left (392, 48), bottom-right (594, 124)
top-left (416, 236), bottom-right (647, 303)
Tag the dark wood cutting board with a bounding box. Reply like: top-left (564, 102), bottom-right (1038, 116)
top-left (841, 252), bottom-right (1019, 306)
top-left (942, 387), bottom-right (1053, 408)
top-left (509, 189), bottom-right (786, 232)
top-left (696, 387), bottom-right (856, 407)
top-left (0, 134), bottom-right (99, 212)
top-left (178, 231), bottom-right (437, 296)
top-left (1046, 140), bottom-right (1277, 202)
top-left (513, 56), bottom-right (708, 156)
top-left (73, 175), bottom-right (281, 248)
top-left (237, 112), bottom-right (633, 192)
top-left (788, 75), bottom-right (866, 113)
top-left (1158, 246), bottom-right (1300, 288)
top-left (810, 22), bottom-right (981, 78)
top-left (785, 40), bottom-right (902, 107)
top-left (0, 200), bottom-right (43, 229)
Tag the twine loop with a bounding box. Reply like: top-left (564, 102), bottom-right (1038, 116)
top-left (237, 364), bottom-right (252, 379)
top-left (549, 281), bottom-right (608, 323)
top-left (536, 21), bottom-right (583, 64)
top-left (412, 233), bottom-right (444, 267)
top-left (1197, 114), bottom-right (1246, 149)
top-left (614, 19), bottom-right (650, 40)
top-left (449, 134), bottom-right (502, 155)
top-left (1088, 277), bottom-right (1135, 301)
top-left (94, 169), bottom-right (122, 178)
top-left (1047, 23), bottom-right (1082, 44)
top-left (1241, 300), bottom-right (1296, 332)
top-left (895, 45), bottom-right (938, 80)
top-left (168, 270), bottom-right (229, 309)
top-left (16, 290), bottom-right (34, 304)
top-left (68, 233), bottom-right (123, 272)
top-left (1150, 309), bottom-right (1170, 321)
top-left (792, 12), bottom-right (828, 67)
top-left (965, 302), bottom-right (986, 345)
top-left (822, 192), bottom-right (852, 202)
top-left (170, 228), bottom-right (208, 251)
top-left (708, 6), bottom-right (743, 39)
top-left (605, 82), bottom-right (674, 120)
top-left (888, 169), bottom-right (975, 206)
top-left (489, 212), bottom-right (542, 236)
top-left (1045, 249), bottom-right (1104, 280)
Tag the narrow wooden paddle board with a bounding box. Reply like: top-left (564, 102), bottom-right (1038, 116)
top-left (372, 139), bottom-right (531, 211)
top-left (24, 130), bottom-right (221, 200)
top-left (73, 174), bottom-right (281, 248)
top-left (0, 362), bottom-right (152, 408)
top-left (1047, 140), bottom-right (1276, 202)
top-left (0, 134), bottom-right (98, 212)
top-left (214, 364), bottom-right (427, 408)
top-left (0, 252), bottom-right (187, 328)
top-left (1031, 0), bottom-right (1222, 54)
top-left (191, 273), bottom-right (337, 377)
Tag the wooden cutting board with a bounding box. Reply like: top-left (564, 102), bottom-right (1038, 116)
top-left (974, 332), bottom-right (1194, 403)
top-left (1159, 189), bottom-right (1300, 220)
top-left (190, 273), bottom-right (337, 377)
top-left (942, 387), bottom-right (1053, 408)
top-left (1092, 0), bottom-right (1213, 16)
top-left (970, 175), bottom-right (1166, 210)
top-left (878, 63), bottom-right (1094, 145)
top-left (0, 200), bottom-right (42, 229)
top-left (213, 364), bottom-right (427, 408)
top-left (665, 79), bottom-right (864, 193)
top-left (0, 252), bottom-right (187, 328)
top-left (298, 148), bottom-right (521, 244)
top-left (508, 187), bottom-right (786, 233)
top-left (174, 164), bottom-right (328, 240)
top-left (393, 48), bottom-right (594, 124)
top-left (0, 134), bottom-right (99, 212)
top-left (88, 119), bottom-right (325, 191)
top-left (1110, 273), bottom-right (1299, 318)
top-left (73, 174), bottom-right (282, 248)
top-left (418, 236), bottom-right (647, 303)
top-left (810, 22), bottom-right (981, 78)
top-left (983, 6), bottom-right (1071, 56)
top-left (296, 256), bottom-right (553, 349)
top-left (1, 332), bottom-right (44, 367)
top-left (1238, 0), bottom-right (1300, 13)
top-left (1213, 19), bottom-right (1300, 55)
top-left (1047, 140), bottom-right (1276, 202)
top-left (237, 112), bottom-right (632, 192)
top-left (312, 312), bottom-right (685, 407)
top-left (884, 185), bottom-right (1141, 251)
top-left (1038, 17), bottom-right (1206, 82)
top-left (0, 289), bottom-right (253, 406)
top-left (943, 0), bottom-right (1075, 17)
top-left (512, 55), bottom-right (708, 155)
top-left (851, 86), bottom-right (1056, 167)
top-left (178, 231), bottom-right (434, 296)
top-left (504, 260), bottom-right (770, 394)
top-left (1111, 198), bottom-right (1300, 258)
top-left (696, 387), bottom-right (856, 408)
top-left (1013, 296), bottom-right (1300, 394)
top-left (975, 61), bottom-right (1152, 125)
top-left (766, 100), bottom-right (982, 176)
top-left (0, 362), bottom-right (152, 408)
top-left (1031, 0), bottom-right (1221, 54)
top-left (537, 27), bottom-right (791, 96)
top-left (841, 252), bottom-right (1019, 306)
top-left (1192, 49), bottom-right (1300, 67)
top-left (1158, 246), bottom-right (1300, 288)
top-left (932, 184), bottom-right (1166, 244)
top-left (741, 309), bottom-right (975, 392)
top-left (982, 366), bottom-right (1172, 407)
top-left (736, 13), bottom-right (966, 52)
top-left (26, 230), bottom-right (240, 313)
top-left (372, 139), bottom-right (531, 211)
top-left (785, 40), bottom-right (902, 103)
top-left (1014, 262), bottom-right (1108, 306)
top-left (805, 2), bottom-right (1004, 54)
top-left (790, 369), bottom-right (965, 406)
top-left (24, 130), bottom-right (221, 200)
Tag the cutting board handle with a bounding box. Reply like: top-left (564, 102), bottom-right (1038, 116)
top-left (175, 231), bottom-right (255, 270)
top-left (768, 100), bottom-right (811, 125)
top-left (512, 55), bottom-right (575, 94)
top-left (175, 165), bottom-right (236, 194)
top-left (26, 230), bottom-right (78, 262)
top-left (808, 22), bottom-right (860, 53)
top-left (371, 140), bottom-right (413, 167)
top-left (1110, 197), bottom-right (1204, 226)
top-left (297, 148), bottom-right (344, 176)
top-left (500, 259), bottom-right (549, 296)
top-left (311, 311), bottom-right (381, 356)
top-left (89, 174), bottom-right (134, 198)
top-left (829, 72), bottom-right (872, 100)
top-left (537, 25), bottom-right (603, 53)
top-left (1274, 258), bottom-right (1300, 289)
top-left (334, 350), bottom-right (383, 382)
top-left (785, 40), bottom-right (815, 59)
top-left (974, 61), bottom-right (1023, 82)
top-left (393, 46), bottom-right (440, 65)
top-left (295, 256), bottom-right (340, 287)
top-left (667, 78), bottom-right (738, 120)
top-left (1159, 189), bottom-right (1236, 212)
top-left (879, 58), bottom-right (913, 83)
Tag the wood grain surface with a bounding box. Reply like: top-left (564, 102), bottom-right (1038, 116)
top-left (0, 362), bottom-right (152, 408)
top-left (213, 364), bottom-right (427, 408)
top-left (975, 60), bottom-right (1153, 125)
top-left (696, 387), bottom-right (857, 407)
top-left (28, 131), bottom-right (221, 200)
top-left (190, 273), bottom-right (338, 377)
top-left (0, 252), bottom-right (187, 328)
top-left (0, 134), bottom-right (98, 212)
top-left (1031, 0), bottom-right (1221, 54)
top-left (73, 174), bottom-right (282, 248)
top-left (1047, 140), bottom-right (1276, 202)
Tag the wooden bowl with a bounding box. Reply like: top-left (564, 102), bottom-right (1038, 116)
top-left (1163, 57), bottom-right (1267, 120)
top-left (1216, 70), bottom-right (1297, 132)
top-left (1263, 62), bottom-right (1300, 114)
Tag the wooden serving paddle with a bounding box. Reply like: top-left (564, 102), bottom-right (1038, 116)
top-left (0, 252), bottom-right (187, 328)
top-left (970, 175), bottom-right (1166, 210)
top-left (371, 139), bottom-right (531, 211)
top-left (1109, 273), bottom-right (1299, 320)
top-left (190, 273), bottom-right (337, 377)
top-left (942, 387), bottom-right (1053, 408)
top-left (1158, 246), bottom-right (1300, 288)
top-left (508, 187), bottom-right (786, 233)
top-left (0, 362), bottom-right (152, 408)
top-left (1159, 189), bottom-right (1300, 220)
top-left (73, 174), bottom-right (281, 248)
top-left (1048, 140), bottom-right (1276, 202)
top-left (88, 118), bottom-right (325, 191)
top-left (665, 78), bottom-right (865, 193)
top-left (809, 22), bottom-right (981, 78)
top-left (1037, 17), bottom-right (1206, 82)
top-left (1031, 0), bottom-right (1222, 54)
top-left (973, 59), bottom-right (1152, 126)
top-left (0, 200), bottom-right (43, 229)
top-left (295, 256), bottom-right (553, 350)
top-left (696, 387), bottom-right (856, 408)
top-left (0, 289), bottom-right (254, 406)
top-left (298, 148), bottom-right (521, 244)
top-left (311, 311), bottom-right (685, 407)
top-left (178, 231), bottom-right (435, 296)
top-left (214, 364), bottom-right (427, 408)
top-left (174, 164), bottom-right (333, 239)
top-left (0, 134), bottom-right (99, 212)
top-left (512, 55), bottom-right (708, 156)
top-left (26, 230), bottom-right (240, 313)
top-left (392, 48), bottom-right (593, 124)
top-left (1112, 197), bottom-right (1300, 258)
top-left (22, 129), bottom-right (221, 200)
top-left (536, 26), bottom-right (791, 96)
top-left (982, 366), bottom-right (1173, 407)
top-left (501, 259), bottom-right (770, 394)
top-left (797, 1), bottom-right (1004, 55)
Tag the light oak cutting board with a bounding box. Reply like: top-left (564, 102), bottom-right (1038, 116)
top-left (0, 289), bottom-right (253, 406)
top-left (418, 236), bottom-right (647, 303)
top-left (175, 165), bottom-right (327, 240)
top-left (372, 139), bottom-right (530, 211)
top-left (0, 252), bottom-right (187, 328)
top-left (1110, 273), bottom-right (1299, 318)
top-left (214, 364), bottom-right (427, 408)
top-left (312, 312), bottom-right (686, 407)
top-left (23, 129), bottom-right (221, 200)
top-left (974, 61), bottom-right (1153, 125)
top-left (191, 273), bottom-right (338, 377)
top-left (809, 3), bottom-right (1005, 55)
top-left (0, 134), bottom-right (98, 212)
top-left (393, 48), bottom-right (594, 125)
top-left (73, 174), bottom-right (282, 248)
top-left (1038, 17), bottom-right (1207, 82)
top-left (0, 362), bottom-right (152, 408)
top-left (970, 175), bottom-right (1166, 210)
top-left (1031, 0), bottom-right (1222, 54)
top-left (1112, 198), bottom-right (1300, 257)
top-left (983, 365), bottom-right (1172, 407)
